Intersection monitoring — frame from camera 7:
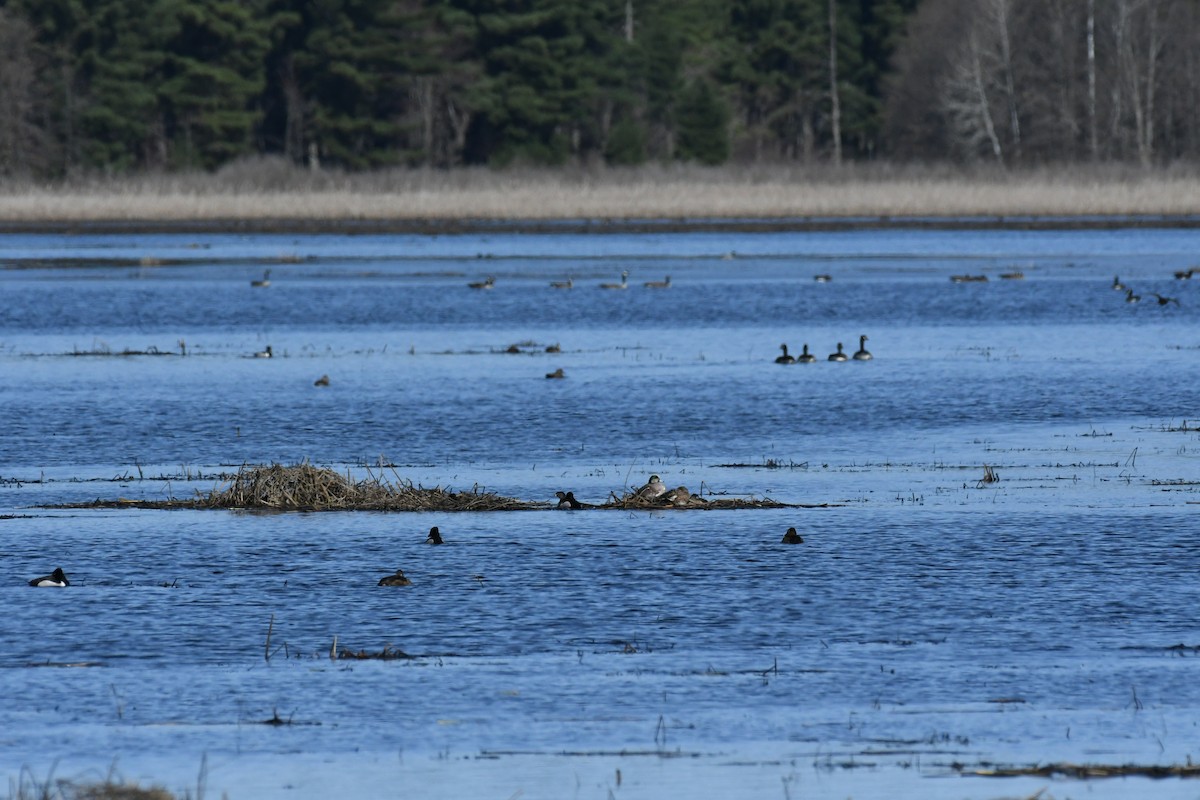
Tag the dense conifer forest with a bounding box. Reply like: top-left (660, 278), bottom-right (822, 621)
top-left (0, 0), bottom-right (1196, 179)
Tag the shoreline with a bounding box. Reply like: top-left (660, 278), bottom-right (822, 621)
top-left (2, 166), bottom-right (1199, 233)
top-left (2, 213), bottom-right (1199, 236)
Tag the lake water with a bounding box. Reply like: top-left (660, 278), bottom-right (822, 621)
top-left (2, 225), bottom-right (1200, 799)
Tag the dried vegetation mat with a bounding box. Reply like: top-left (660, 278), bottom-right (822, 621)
top-left (55, 463), bottom-right (541, 512)
top-left (48, 463), bottom-right (817, 512)
top-left (961, 761), bottom-right (1200, 779)
top-left (599, 484), bottom-right (815, 510)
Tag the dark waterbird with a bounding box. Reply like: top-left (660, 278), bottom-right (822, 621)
top-left (378, 569), bottom-right (413, 586)
top-left (852, 335), bottom-right (872, 361)
top-left (29, 567), bottom-right (69, 587)
top-left (556, 490), bottom-right (585, 509)
top-left (781, 528), bottom-right (804, 544)
top-left (796, 344), bottom-right (816, 363)
top-left (425, 526), bottom-right (444, 545)
top-left (828, 343), bottom-right (848, 362)
top-left (775, 344), bottom-right (795, 364)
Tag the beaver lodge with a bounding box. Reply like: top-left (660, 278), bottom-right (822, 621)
top-left (49, 463), bottom-right (815, 512)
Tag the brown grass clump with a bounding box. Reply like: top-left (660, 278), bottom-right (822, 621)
top-left (600, 484), bottom-right (798, 510)
top-left (194, 463), bottom-right (540, 511)
top-left (8, 774), bottom-right (176, 800)
top-left (964, 761), bottom-right (1200, 779)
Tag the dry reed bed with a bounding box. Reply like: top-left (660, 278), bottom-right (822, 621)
top-left (192, 463), bottom-right (538, 511)
top-left (3, 164), bottom-right (1199, 221)
top-left (47, 463), bottom-right (809, 511)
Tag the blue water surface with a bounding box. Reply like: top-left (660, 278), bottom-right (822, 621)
top-left (2, 226), bottom-right (1199, 799)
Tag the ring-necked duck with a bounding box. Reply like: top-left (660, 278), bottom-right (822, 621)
top-left (556, 490), bottom-right (585, 509)
top-left (828, 343), bottom-right (848, 362)
top-left (378, 569), bottom-right (413, 586)
top-left (775, 344), bottom-right (795, 364)
top-left (781, 528), bottom-right (804, 544)
top-left (853, 335), bottom-right (872, 361)
top-left (425, 526), bottom-right (443, 545)
top-left (29, 567), bottom-right (69, 587)
top-left (796, 344), bottom-right (816, 363)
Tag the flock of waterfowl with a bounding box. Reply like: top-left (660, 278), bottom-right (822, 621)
top-left (776, 335), bottom-right (871, 364)
top-left (1113, 275), bottom-right (1181, 306)
top-left (469, 271), bottom-right (671, 291)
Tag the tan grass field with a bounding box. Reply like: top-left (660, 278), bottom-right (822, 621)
top-left (1, 162), bottom-right (1197, 225)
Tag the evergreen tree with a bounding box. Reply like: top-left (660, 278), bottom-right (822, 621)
top-left (156, 0), bottom-right (270, 169)
top-left (675, 77), bottom-right (729, 163)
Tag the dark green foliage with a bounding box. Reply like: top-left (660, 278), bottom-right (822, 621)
top-left (675, 78), bottom-right (730, 164)
top-left (604, 116), bottom-right (646, 165)
top-left (0, 0), bottom-right (915, 173)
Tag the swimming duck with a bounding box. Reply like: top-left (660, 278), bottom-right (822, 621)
top-left (852, 335), bottom-right (872, 361)
top-left (1125, 289), bottom-right (1140, 303)
top-left (796, 344), bottom-right (816, 363)
top-left (254, 345), bottom-right (273, 358)
top-left (251, 269), bottom-right (271, 287)
top-left (1112, 275), bottom-right (1126, 291)
top-left (29, 567), bottom-right (69, 587)
top-left (1152, 293), bottom-right (1180, 306)
top-left (550, 276), bottom-right (574, 289)
top-left (644, 276), bottom-right (671, 289)
top-left (599, 270), bottom-right (629, 289)
top-left (545, 368), bottom-right (565, 379)
top-left (556, 490), bottom-right (584, 509)
top-left (828, 343), bottom-right (848, 362)
top-left (1174, 269), bottom-right (1194, 280)
top-left (314, 374), bottom-right (330, 386)
top-left (468, 276), bottom-right (496, 290)
top-left (545, 343), bottom-right (561, 353)
top-left (775, 344), bottom-right (795, 364)
top-left (378, 569), bottom-right (413, 586)
top-left (781, 528), bottom-right (804, 544)
top-left (425, 526), bottom-right (443, 545)
top-left (634, 475), bottom-right (667, 499)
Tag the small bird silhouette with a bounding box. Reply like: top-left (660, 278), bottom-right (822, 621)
top-left (781, 528), bottom-right (804, 544)
top-left (378, 569), bottom-right (413, 586)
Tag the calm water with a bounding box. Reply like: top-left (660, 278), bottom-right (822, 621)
top-left (2, 227), bottom-right (1200, 799)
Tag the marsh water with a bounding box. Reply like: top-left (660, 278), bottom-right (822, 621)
top-left (2, 224), bottom-right (1200, 799)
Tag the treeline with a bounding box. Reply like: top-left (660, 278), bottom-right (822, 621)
top-left (0, 0), bottom-right (1196, 179)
